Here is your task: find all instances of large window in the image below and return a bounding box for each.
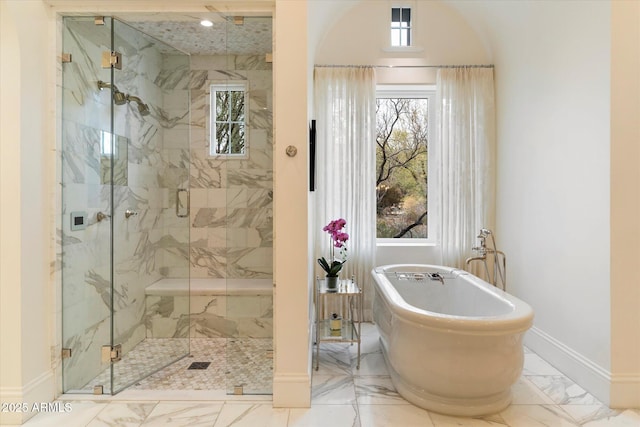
[209,82,248,157]
[376,86,435,240]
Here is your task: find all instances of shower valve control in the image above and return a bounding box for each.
[125,209,139,219]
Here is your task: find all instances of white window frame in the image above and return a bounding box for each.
[209,81,249,158]
[390,6,412,47]
[376,84,437,246]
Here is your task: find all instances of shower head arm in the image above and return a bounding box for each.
[97,80,121,93]
[126,94,144,105]
[125,94,150,116]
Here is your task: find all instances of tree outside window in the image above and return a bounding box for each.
[210,82,247,157]
[376,97,429,238]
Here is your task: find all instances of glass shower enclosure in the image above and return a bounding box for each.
[60,16,191,394]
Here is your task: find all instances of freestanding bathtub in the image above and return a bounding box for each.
[371,264,534,416]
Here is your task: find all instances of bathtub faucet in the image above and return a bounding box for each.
[471,233,487,255]
[465,228,507,291]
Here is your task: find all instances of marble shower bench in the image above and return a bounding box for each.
[144,278,273,339]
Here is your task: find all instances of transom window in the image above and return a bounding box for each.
[376,86,435,241]
[391,7,411,47]
[209,82,248,157]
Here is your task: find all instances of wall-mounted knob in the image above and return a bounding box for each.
[285,145,297,157]
[125,209,138,219]
[96,212,110,222]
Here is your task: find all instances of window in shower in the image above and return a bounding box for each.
[209,82,248,157]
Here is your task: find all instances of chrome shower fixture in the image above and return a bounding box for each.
[97,81,150,116]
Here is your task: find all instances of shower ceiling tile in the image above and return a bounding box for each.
[122,15,272,56]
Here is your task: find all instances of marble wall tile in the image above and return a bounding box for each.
[60,18,192,391]
[165,294,274,339]
[190,55,228,71]
[190,247,227,278]
[146,296,190,338]
[208,70,248,81]
[189,70,209,90]
[154,64,191,90]
[188,53,272,287]
[234,55,273,71]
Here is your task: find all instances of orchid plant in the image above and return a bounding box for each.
[317,218,349,277]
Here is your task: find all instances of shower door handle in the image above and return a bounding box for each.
[176,188,190,218]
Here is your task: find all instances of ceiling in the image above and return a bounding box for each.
[121,14,272,56]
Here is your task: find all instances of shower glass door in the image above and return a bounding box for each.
[61,16,191,394]
[222,15,274,395]
[110,18,191,394]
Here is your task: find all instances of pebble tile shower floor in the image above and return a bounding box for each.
[79,338,273,394]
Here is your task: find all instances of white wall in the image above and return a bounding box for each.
[312,0,490,272]
[0,1,56,424]
[315,0,489,85]
[448,0,618,404]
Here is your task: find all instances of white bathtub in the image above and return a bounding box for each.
[145,278,273,296]
[371,264,534,416]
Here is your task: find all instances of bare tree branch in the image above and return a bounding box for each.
[393,210,427,238]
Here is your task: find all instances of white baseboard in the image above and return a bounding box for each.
[524,326,612,405]
[610,373,640,408]
[272,373,311,408]
[0,369,55,425]
[525,327,640,408]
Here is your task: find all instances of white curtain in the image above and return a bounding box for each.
[436,67,496,273]
[314,66,377,321]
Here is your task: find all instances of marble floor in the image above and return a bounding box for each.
[19,323,640,426]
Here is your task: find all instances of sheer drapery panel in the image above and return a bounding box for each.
[436,67,496,276]
[314,67,377,321]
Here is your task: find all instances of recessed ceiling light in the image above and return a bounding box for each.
[200,20,213,27]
